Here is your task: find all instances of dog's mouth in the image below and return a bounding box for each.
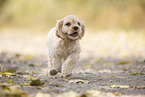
[65,32,78,37]
[70,32,78,37]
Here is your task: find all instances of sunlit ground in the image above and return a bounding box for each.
[0,28,145,60]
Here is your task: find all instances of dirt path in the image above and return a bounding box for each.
[0,52,145,97]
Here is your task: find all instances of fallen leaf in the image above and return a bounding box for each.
[2,72,15,77]
[31,71,37,74]
[8,85,28,96]
[26,76,37,80]
[29,63,42,67]
[98,69,111,73]
[80,93,87,97]
[130,86,145,89]
[30,79,44,86]
[68,79,89,84]
[124,68,130,71]
[0,85,27,97]
[17,56,27,63]
[7,79,12,83]
[16,71,29,75]
[96,59,102,63]
[35,92,51,97]
[87,90,102,97]
[83,63,93,67]
[25,55,35,60]
[56,91,78,97]
[0,84,9,90]
[118,61,128,65]
[112,93,120,96]
[6,68,16,73]
[0,72,3,74]
[140,72,145,75]
[103,62,114,66]
[48,84,63,87]
[86,90,121,97]
[15,53,21,57]
[110,85,130,88]
[132,72,140,75]
[29,64,35,67]
[128,60,134,63]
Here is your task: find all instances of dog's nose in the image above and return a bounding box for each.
[73,26,79,30]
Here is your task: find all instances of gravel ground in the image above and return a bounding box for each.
[0,52,145,97]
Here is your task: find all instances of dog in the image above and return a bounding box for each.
[47,15,85,77]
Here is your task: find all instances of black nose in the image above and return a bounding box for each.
[73,26,78,30]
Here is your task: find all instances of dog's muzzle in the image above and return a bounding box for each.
[66,32,78,37]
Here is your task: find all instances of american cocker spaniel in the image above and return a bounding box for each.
[47,15,85,77]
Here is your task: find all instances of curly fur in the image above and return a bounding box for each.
[47,15,85,77]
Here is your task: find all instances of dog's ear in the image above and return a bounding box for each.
[56,20,63,32]
[79,22,85,39]
[56,19,66,39]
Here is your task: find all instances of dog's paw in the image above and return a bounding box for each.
[49,69,58,76]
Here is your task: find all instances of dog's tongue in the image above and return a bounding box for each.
[71,32,78,37]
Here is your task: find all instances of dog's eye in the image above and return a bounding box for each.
[66,23,71,26]
[77,22,80,26]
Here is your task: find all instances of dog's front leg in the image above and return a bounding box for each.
[61,52,79,77]
[48,55,62,76]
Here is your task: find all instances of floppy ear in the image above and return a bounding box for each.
[56,19,65,39]
[56,20,63,33]
[79,22,85,39]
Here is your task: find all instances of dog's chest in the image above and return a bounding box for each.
[57,40,78,56]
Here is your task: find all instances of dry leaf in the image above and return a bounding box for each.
[29,63,42,67]
[124,68,130,71]
[140,72,145,75]
[130,86,145,89]
[56,91,78,97]
[83,63,93,67]
[25,55,35,60]
[35,92,51,97]
[110,84,130,88]
[86,90,120,97]
[86,90,101,96]
[96,59,102,63]
[26,76,37,80]
[48,84,63,87]
[103,62,114,66]
[8,85,28,96]
[7,79,11,83]
[2,72,15,77]
[30,79,44,86]
[68,79,89,84]
[132,72,140,75]
[118,61,128,65]
[128,60,134,63]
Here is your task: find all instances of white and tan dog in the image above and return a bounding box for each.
[47,15,85,77]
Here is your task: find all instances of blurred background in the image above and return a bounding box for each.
[0,0,145,59]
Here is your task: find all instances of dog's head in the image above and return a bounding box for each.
[56,15,85,41]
